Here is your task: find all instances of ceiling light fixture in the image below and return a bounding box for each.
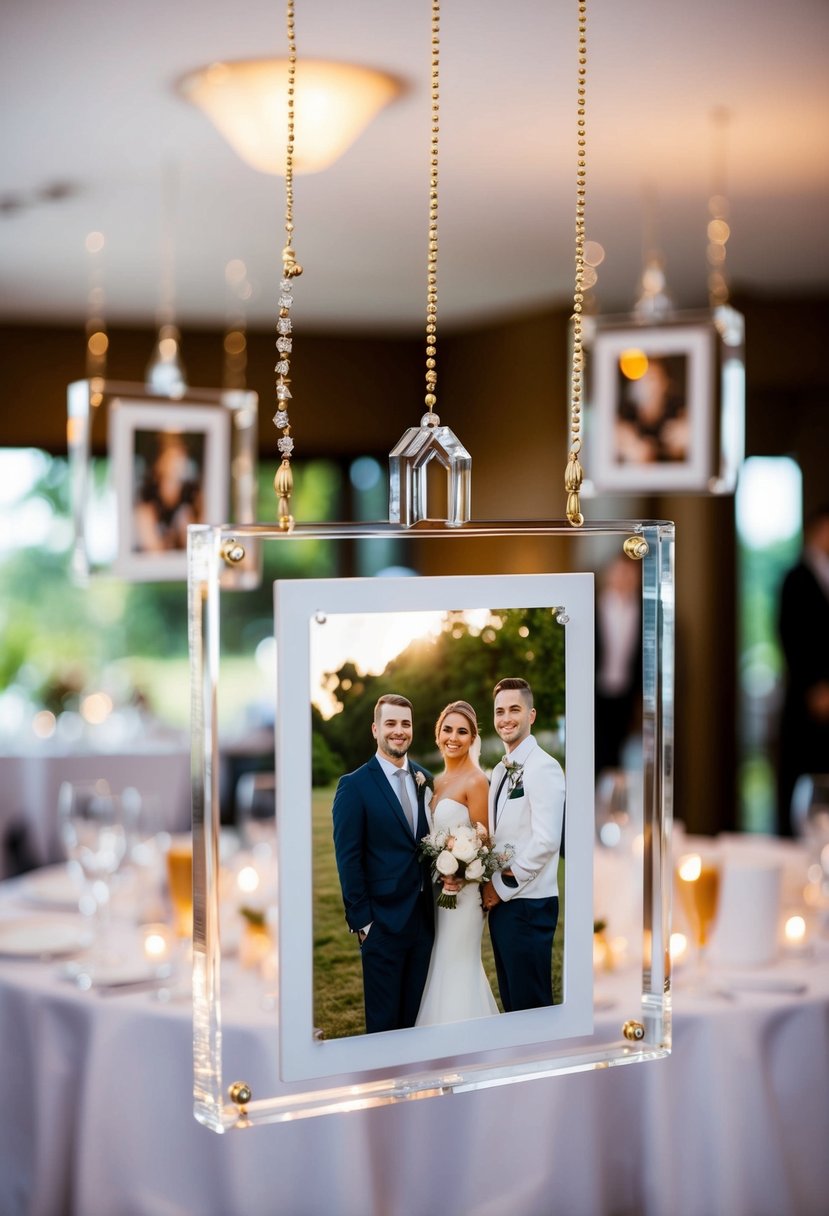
[177,57,403,175]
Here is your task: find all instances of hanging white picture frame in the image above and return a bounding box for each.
[66,379,260,586]
[581,307,745,496]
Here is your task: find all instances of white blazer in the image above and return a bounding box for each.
[488,736,565,901]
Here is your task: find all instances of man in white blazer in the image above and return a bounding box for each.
[482,677,565,1011]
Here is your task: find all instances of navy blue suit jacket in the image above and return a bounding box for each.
[332,756,432,935]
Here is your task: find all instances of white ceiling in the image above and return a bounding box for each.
[1,0,828,332]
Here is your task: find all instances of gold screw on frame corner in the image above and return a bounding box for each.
[229,1081,252,1107]
[221,539,246,565]
[623,536,649,560]
[622,1019,645,1042]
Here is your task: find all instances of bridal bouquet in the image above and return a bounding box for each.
[419,822,514,909]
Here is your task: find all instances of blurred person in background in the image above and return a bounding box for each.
[777,504,829,836]
[595,554,642,775]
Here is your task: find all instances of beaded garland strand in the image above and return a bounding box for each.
[273,0,303,531]
[565,0,588,527]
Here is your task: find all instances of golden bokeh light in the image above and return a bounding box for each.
[707,219,731,244]
[87,331,109,357]
[618,348,649,380]
[677,853,702,883]
[583,240,605,267]
[224,330,247,355]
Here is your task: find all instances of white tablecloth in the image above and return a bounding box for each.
[0,880,827,1216]
[0,744,191,877]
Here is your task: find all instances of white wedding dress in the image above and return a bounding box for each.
[415,798,499,1027]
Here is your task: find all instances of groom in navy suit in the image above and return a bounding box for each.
[332,694,434,1034]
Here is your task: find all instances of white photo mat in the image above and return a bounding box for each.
[274,572,595,1083]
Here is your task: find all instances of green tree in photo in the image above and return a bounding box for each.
[317,607,565,774]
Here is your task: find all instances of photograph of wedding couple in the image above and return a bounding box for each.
[320,668,566,1040]
[590,323,715,493]
[275,573,594,1081]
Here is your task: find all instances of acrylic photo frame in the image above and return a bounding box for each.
[66,379,260,586]
[581,307,745,496]
[189,520,674,1131]
[274,573,595,1080]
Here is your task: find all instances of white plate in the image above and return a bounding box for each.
[0,916,92,958]
[59,957,173,989]
[18,865,82,910]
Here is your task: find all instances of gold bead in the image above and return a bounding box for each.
[274,459,293,496]
[425,393,436,407]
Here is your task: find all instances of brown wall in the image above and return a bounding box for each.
[0,322,423,458]
[1,290,827,835]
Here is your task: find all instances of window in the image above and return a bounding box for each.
[735,456,803,832]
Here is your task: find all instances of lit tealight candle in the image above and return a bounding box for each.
[670,932,689,964]
[237,865,261,895]
[678,853,702,883]
[784,915,807,949]
[142,923,172,963]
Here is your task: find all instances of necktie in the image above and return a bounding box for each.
[395,768,417,836]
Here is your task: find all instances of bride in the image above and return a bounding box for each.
[416,700,499,1026]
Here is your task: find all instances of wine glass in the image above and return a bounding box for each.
[122,787,169,923]
[595,769,636,850]
[59,779,128,981]
[792,774,829,927]
[235,771,277,853]
[676,851,721,985]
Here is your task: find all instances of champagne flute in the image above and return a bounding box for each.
[166,836,193,939]
[59,779,128,980]
[676,851,721,985]
[158,834,193,1001]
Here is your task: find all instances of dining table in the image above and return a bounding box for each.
[0,837,827,1216]
[0,737,192,879]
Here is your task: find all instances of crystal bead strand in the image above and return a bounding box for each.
[274,0,303,531]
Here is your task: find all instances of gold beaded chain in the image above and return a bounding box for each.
[565,0,588,527]
[422,0,440,425]
[273,0,304,531]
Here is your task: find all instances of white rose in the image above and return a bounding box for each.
[465,857,484,881]
[435,850,459,876]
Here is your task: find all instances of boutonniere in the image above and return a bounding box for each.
[414,769,433,805]
[503,758,525,793]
